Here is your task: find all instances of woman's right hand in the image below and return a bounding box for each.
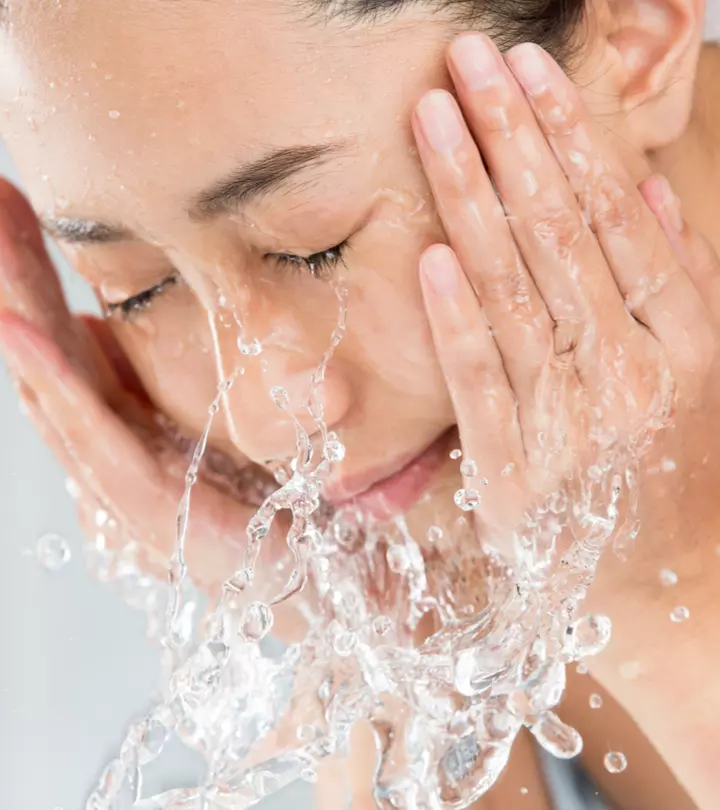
[0,177,273,599]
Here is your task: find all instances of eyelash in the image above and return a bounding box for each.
[272,240,349,280]
[108,241,349,320]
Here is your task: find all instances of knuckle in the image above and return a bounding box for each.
[582,179,642,234]
[479,255,532,310]
[527,207,585,256]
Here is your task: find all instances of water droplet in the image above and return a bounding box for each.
[531,712,583,759]
[296,724,318,743]
[567,614,612,658]
[427,525,443,544]
[454,488,481,511]
[576,663,589,675]
[659,568,678,586]
[502,462,516,476]
[387,545,410,575]
[604,751,627,773]
[65,478,81,500]
[95,509,109,528]
[332,629,357,657]
[324,433,345,462]
[36,533,71,571]
[670,606,690,623]
[270,386,289,410]
[460,459,478,478]
[373,615,392,636]
[239,337,262,356]
[55,196,69,210]
[240,602,273,641]
[108,110,121,119]
[301,768,318,783]
[660,457,677,472]
[449,448,462,460]
[520,787,529,796]
[589,694,603,709]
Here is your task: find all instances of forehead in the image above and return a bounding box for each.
[0,0,437,231]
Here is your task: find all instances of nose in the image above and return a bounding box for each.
[207,284,354,463]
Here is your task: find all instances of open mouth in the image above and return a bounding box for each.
[323,427,455,520]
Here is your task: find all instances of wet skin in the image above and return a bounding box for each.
[1,2,720,808]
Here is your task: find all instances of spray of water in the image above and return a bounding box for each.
[81,280,672,810]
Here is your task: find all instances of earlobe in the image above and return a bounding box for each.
[607,0,705,148]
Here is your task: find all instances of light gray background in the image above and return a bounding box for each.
[0,145,312,810]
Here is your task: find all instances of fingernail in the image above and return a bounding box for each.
[416,91,464,152]
[657,175,684,234]
[509,43,551,95]
[421,246,458,296]
[451,33,502,91]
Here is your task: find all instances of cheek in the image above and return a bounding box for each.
[347,220,447,398]
[112,303,223,438]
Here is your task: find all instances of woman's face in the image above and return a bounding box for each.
[0,1,650,538]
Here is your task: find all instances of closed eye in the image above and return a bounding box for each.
[271,240,349,280]
[106,275,179,320]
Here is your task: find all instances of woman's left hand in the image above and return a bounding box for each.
[413,32,720,806]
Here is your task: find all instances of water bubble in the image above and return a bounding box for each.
[239,337,263,356]
[324,434,346,462]
[589,694,603,710]
[65,478,81,500]
[332,629,357,657]
[387,545,410,574]
[567,614,612,658]
[301,768,318,783]
[576,663,589,675]
[240,603,273,641]
[659,568,678,587]
[670,606,690,623]
[427,525,443,544]
[373,615,392,637]
[460,459,478,478]
[296,724,318,743]
[270,387,290,410]
[454,488,481,511]
[531,712,583,759]
[36,533,72,571]
[108,110,121,119]
[449,448,462,460]
[604,751,627,774]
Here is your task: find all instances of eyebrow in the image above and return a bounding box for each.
[41,141,349,245]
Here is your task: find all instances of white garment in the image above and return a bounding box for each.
[706,0,720,41]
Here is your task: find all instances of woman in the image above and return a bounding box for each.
[0,0,719,808]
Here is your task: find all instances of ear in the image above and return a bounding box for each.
[582,0,705,151]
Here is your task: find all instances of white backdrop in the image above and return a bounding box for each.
[0,145,313,810]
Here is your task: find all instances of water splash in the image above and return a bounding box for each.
[82,279,673,810]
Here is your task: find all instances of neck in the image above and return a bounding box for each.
[650,44,720,255]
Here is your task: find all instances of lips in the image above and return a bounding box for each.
[323,427,454,520]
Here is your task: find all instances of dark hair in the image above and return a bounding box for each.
[310,1,588,67]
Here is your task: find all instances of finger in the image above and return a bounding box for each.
[0,179,90,366]
[639,174,720,325]
[506,44,712,365]
[446,33,633,367]
[419,244,528,532]
[0,311,247,590]
[412,89,553,402]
